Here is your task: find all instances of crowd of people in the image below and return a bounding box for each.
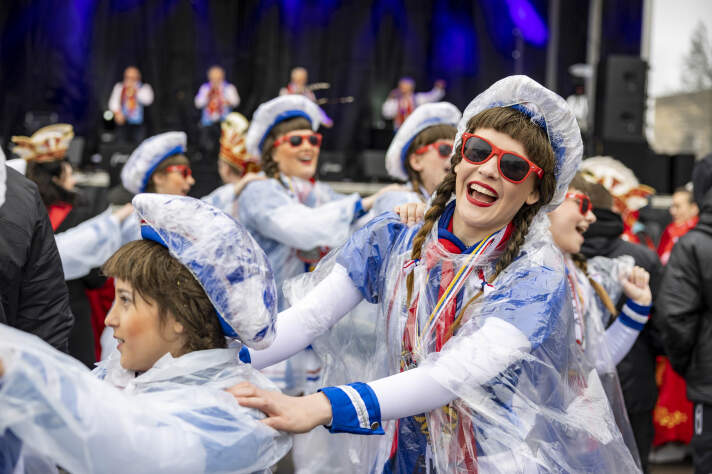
[0,72,710,474]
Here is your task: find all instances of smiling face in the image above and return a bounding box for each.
[452,128,540,246]
[151,155,195,196]
[408,139,453,196]
[272,128,320,180]
[104,278,185,372]
[548,187,597,254]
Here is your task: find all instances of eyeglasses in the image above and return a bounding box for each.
[274,132,322,148]
[414,141,453,158]
[566,191,593,215]
[460,133,544,184]
[164,165,192,179]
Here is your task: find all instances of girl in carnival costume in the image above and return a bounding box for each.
[231,75,641,472]
[370,102,461,215]
[548,172,653,465]
[237,95,399,393]
[0,194,290,473]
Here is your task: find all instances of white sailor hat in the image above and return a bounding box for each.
[385,102,461,181]
[458,75,583,211]
[245,95,323,157]
[133,193,277,349]
[121,132,187,194]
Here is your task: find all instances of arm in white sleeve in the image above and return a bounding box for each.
[248,264,363,369]
[54,209,123,280]
[319,317,532,434]
[194,84,209,109]
[599,299,649,368]
[137,83,154,106]
[224,84,240,107]
[108,83,122,112]
[381,97,398,119]
[239,181,360,251]
[415,86,445,106]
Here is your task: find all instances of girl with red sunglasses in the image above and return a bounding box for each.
[548,173,653,463]
[370,102,461,217]
[230,77,641,472]
[236,96,398,398]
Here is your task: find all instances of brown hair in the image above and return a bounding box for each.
[27,159,77,207]
[102,239,226,352]
[144,154,190,193]
[403,124,457,191]
[406,107,557,303]
[568,172,619,317]
[260,117,313,179]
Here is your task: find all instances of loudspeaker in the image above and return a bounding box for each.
[596,56,647,143]
[670,153,695,190]
[359,149,390,181]
[318,150,347,180]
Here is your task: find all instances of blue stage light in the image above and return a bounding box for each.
[505,0,548,46]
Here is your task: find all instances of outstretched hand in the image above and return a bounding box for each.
[227,382,332,433]
[620,265,652,306]
[394,202,426,226]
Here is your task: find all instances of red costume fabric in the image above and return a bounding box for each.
[652,216,698,446]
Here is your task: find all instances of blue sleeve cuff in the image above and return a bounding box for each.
[618,299,651,331]
[318,382,384,435]
[238,346,251,364]
[352,200,367,221]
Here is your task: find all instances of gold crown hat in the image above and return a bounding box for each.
[220,112,260,175]
[11,124,74,163]
[580,156,655,213]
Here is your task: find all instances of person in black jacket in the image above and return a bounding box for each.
[581,181,663,473]
[659,153,712,473]
[13,124,104,367]
[0,151,74,352]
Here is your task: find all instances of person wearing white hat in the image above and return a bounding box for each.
[230,76,642,472]
[238,95,398,396]
[370,102,461,216]
[0,194,291,473]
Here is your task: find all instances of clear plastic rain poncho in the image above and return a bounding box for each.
[564,253,641,463]
[278,76,641,473]
[0,194,290,473]
[0,146,6,208]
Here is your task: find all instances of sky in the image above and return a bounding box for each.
[648,0,712,97]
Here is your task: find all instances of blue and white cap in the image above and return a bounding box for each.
[132,193,277,349]
[385,102,461,181]
[0,146,6,208]
[245,95,323,157]
[457,75,582,212]
[121,132,187,194]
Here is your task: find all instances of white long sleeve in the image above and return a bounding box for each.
[600,317,640,369]
[369,317,531,420]
[194,84,210,109]
[137,83,154,106]
[224,84,240,107]
[249,264,363,369]
[108,83,122,112]
[381,97,398,119]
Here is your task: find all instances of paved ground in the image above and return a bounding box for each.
[650,461,694,474]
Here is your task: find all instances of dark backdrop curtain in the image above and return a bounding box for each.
[0,0,594,180]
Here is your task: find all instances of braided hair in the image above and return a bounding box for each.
[260,117,313,181]
[406,107,557,302]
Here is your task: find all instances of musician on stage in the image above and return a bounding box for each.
[382,77,446,130]
[108,66,154,145]
[280,67,333,128]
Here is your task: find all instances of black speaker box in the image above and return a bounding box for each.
[359,149,390,181]
[596,55,648,143]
